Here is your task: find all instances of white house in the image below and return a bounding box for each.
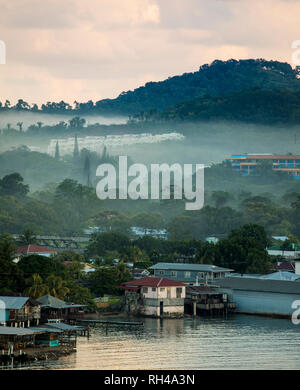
[118,277,186,318]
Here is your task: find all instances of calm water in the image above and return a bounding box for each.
[22,315,300,370]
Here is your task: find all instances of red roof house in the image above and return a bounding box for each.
[16,245,57,257]
[118,277,186,318]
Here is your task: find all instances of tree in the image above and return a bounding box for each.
[115,261,132,284]
[24,273,49,299]
[17,122,23,132]
[66,280,97,311]
[73,134,79,160]
[55,141,60,160]
[89,266,118,297]
[228,224,270,250]
[280,239,293,256]
[211,191,232,208]
[69,117,86,129]
[18,255,68,281]
[83,155,91,186]
[0,234,25,293]
[0,173,29,197]
[45,274,70,299]
[19,229,37,245]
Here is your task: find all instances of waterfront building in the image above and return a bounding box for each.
[185,285,236,316]
[149,263,233,285]
[225,153,300,179]
[217,276,300,317]
[36,295,87,323]
[118,277,186,318]
[0,296,41,327]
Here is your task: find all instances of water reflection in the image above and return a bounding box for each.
[19,314,300,370]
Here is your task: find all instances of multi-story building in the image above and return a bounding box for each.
[0,296,41,327]
[150,263,233,285]
[226,154,300,179]
[118,277,186,318]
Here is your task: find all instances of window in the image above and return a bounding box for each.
[171,271,177,277]
[185,271,191,278]
[159,270,164,275]
[176,288,183,298]
[142,287,148,293]
[160,288,165,292]
[152,288,156,292]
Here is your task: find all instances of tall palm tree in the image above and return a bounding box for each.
[46,274,70,299]
[25,274,49,299]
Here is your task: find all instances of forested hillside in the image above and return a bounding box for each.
[137,88,300,125]
[1,59,300,116]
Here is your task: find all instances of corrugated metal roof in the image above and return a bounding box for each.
[217,277,300,294]
[16,245,57,255]
[0,296,29,310]
[0,327,62,336]
[119,277,186,288]
[150,263,233,272]
[37,295,86,309]
[44,322,85,331]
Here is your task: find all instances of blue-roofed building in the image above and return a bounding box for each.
[225,153,300,179]
[149,263,233,285]
[0,296,41,327]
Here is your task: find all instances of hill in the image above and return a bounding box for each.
[136,88,300,125]
[94,59,300,115]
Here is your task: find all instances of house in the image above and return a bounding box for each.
[217,276,300,317]
[13,244,57,263]
[267,244,300,259]
[225,153,300,179]
[185,285,236,316]
[130,227,168,240]
[0,296,41,327]
[131,268,150,279]
[272,260,295,273]
[36,295,87,323]
[118,277,186,318]
[149,263,233,284]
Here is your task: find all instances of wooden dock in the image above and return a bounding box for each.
[76,319,143,326]
[75,319,144,335]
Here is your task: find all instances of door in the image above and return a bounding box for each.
[160,301,164,316]
[167,288,171,299]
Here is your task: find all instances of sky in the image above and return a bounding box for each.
[0,0,300,106]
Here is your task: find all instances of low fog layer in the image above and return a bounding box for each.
[47,133,185,156]
[0,111,128,130]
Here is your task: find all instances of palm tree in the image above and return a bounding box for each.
[19,229,37,245]
[116,261,131,284]
[25,274,49,299]
[17,122,23,132]
[46,274,70,299]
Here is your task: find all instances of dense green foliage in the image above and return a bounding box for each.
[139,88,300,125]
[1,59,299,116]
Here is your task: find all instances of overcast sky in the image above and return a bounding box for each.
[0,0,299,105]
